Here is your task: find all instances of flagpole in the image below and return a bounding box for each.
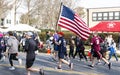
[55,2,63,32]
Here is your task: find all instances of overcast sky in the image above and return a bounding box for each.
[17,0,120,14]
[76,0,120,8]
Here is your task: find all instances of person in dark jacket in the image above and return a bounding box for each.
[118,33,120,50]
[0,33,5,61]
[78,37,87,61]
[25,32,44,75]
[69,36,75,58]
[73,36,83,60]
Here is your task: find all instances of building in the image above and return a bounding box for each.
[0,8,20,28]
[85,7,120,28]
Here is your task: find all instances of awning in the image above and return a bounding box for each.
[90,21,120,32]
[6,24,41,32]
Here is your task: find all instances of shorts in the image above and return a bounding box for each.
[93,51,102,59]
[26,53,35,68]
[54,44,58,51]
[58,52,65,59]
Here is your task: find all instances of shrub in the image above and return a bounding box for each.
[38,31,120,46]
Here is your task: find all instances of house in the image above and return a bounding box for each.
[0,8,20,28]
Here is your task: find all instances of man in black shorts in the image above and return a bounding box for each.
[89,32,111,70]
[25,32,44,75]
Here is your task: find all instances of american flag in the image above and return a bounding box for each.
[58,5,91,40]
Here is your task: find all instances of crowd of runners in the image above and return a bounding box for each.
[0,31,120,75]
[46,31,119,70]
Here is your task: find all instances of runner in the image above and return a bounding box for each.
[55,32,73,70]
[25,32,44,75]
[52,31,59,61]
[6,31,22,70]
[88,32,111,70]
[108,40,118,61]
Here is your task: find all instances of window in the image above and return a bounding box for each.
[92,13,97,21]
[114,12,120,20]
[98,13,102,20]
[92,11,120,21]
[6,19,11,24]
[93,13,97,17]
[103,12,108,20]
[109,12,114,20]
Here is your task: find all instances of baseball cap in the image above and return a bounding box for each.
[26,32,33,36]
[58,32,64,36]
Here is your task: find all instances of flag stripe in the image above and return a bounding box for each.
[75,14,88,28]
[58,17,89,39]
[74,14,90,32]
[58,23,88,40]
[74,18,90,34]
[74,19,90,35]
[60,16,90,37]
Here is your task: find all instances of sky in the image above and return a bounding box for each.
[76,0,120,8]
[17,0,120,15]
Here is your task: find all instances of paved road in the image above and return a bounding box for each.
[0,52,120,75]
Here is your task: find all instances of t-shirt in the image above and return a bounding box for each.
[91,36,103,51]
[58,37,66,53]
[53,33,59,41]
[25,38,37,53]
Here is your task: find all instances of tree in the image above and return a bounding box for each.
[20,0,84,30]
[22,0,39,25]
[20,13,28,24]
[13,0,22,25]
[33,0,75,29]
[74,7,85,18]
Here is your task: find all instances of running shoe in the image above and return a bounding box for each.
[88,65,94,69]
[108,62,112,70]
[69,63,73,70]
[39,68,44,75]
[57,66,62,69]
[9,66,15,70]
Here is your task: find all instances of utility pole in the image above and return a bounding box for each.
[55,1,63,32]
[14,0,17,25]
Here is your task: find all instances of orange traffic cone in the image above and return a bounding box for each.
[47,48,51,54]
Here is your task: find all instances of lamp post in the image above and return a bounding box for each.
[87,9,89,27]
